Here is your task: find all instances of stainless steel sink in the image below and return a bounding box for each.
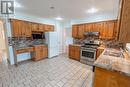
[103,50,124,58]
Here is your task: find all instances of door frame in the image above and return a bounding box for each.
[0,17,10,64]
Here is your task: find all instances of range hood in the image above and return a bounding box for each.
[84,32,99,37]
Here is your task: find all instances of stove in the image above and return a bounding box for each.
[80,32,100,66]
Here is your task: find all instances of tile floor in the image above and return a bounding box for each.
[0,54,93,87]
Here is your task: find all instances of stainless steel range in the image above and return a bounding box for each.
[80,32,100,66]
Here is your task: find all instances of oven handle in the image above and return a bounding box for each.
[81,49,96,52]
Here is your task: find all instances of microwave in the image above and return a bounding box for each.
[32,33,45,39]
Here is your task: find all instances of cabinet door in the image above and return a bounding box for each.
[74,46,80,61]
[22,21,31,37]
[38,24,45,32]
[25,22,32,37]
[119,0,130,43]
[34,46,41,59]
[31,23,39,31]
[93,23,100,32]
[99,22,105,39]
[94,68,130,87]
[41,46,48,58]
[84,24,90,32]
[44,25,54,32]
[78,25,84,39]
[69,45,80,61]
[11,19,20,37]
[69,45,75,58]
[94,68,110,87]
[104,21,115,39]
[72,25,78,38]
[88,23,94,32]
[113,21,118,40]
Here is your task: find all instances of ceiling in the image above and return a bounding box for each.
[15,0,119,20]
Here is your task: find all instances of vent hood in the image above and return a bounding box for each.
[84,32,99,37]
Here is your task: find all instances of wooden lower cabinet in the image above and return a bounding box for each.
[94,67,130,87]
[32,45,48,61]
[69,44,80,61]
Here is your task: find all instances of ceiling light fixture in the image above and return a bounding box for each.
[55,17,63,21]
[87,8,98,13]
[14,2,22,8]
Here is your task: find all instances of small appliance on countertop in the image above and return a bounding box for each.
[80,32,100,66]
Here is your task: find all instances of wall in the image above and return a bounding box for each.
[5,12,63,65]
[71,13,118,24]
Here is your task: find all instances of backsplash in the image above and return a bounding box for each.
[100,40,123,48]
[8,37,46,48]
[73,38,123,48]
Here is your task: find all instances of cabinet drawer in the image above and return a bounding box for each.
[16,47,34,54]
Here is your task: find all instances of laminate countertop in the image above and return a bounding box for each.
[94,48,130,77]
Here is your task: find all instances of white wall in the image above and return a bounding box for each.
[71,13,118,24]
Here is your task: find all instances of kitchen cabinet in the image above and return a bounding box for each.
[11,19,55,37]
[11,19,32,37]
[24,21,32,37]
[100,21,115,39]
[69,44,80,61]
[73,20,117,40]
[32,45,48,61]
[44,24,54,32]
[118,0,130,43]
[38,24,45,32]
[72,25,84,39]
[11,19,21,37]
[72,25,78,38]
[94,67,130,87]
[31,23,39,31]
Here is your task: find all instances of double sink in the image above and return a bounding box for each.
[103,49,124,58]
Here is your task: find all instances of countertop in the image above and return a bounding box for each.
[14,44,47,50]
[94,48,130,77]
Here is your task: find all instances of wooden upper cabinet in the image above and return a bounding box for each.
[24,22,32,37]
[78,25,84,39]
[99,21,117,39]
[93,23,100,32]
[38,24,45,32]
[118,0,130,43]
[31,23,39,31]
[11,19,28,37]
[72,25,84,39]
[104,21,115,39]
[44,24,54,32]
[11,19,20,37]
[72,25,78,38]
[84,24,90,32]
[11,19,55,37]
[72,20,117,40]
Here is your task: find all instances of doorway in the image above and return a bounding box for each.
[0,20,8,64]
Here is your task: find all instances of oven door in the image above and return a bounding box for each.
[80,48,96,62]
